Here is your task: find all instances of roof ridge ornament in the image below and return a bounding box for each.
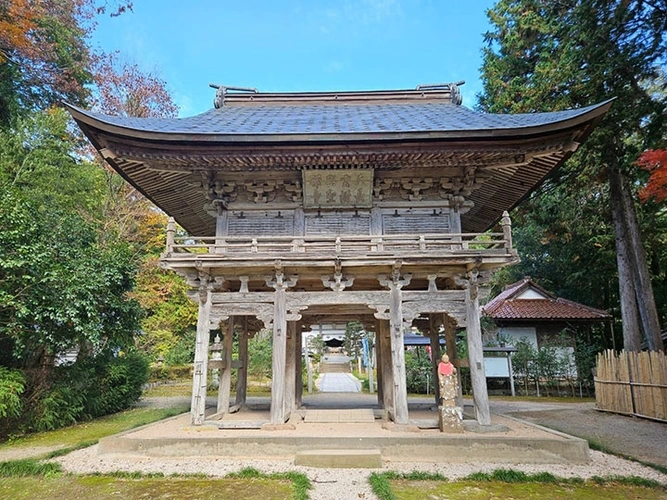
[210,84,259,109]
[210,81,466,107]
[416,81,465,105]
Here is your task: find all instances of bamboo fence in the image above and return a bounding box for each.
[594,349,667,422]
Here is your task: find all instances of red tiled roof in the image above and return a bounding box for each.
[483,277,611,321]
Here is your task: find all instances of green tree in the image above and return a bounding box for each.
[343,321,365,363]
[0,109,144,435]
[0,110,141,363]
[0,1,170,436]
[248,330,273,379]
[480,0,667,350]
[404,348,432,394]
[85,49,190,363]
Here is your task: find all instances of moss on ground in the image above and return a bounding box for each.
[0,476,294,500]
[0,405,188,454]
[389,480,667,500]
[370,470,666,500]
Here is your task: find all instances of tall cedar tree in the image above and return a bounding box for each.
[480,0,666,351]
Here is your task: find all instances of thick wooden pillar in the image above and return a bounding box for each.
[284,321,297,417]
[377,319,393,414]
[428,314,441,405]
[217,317,234,415]
[444,314,463,408]
[268,272,296,425]
[234,317,249,407]
[444,314,457,360]
[380,270,411,424]
[191,279,212,425]
[389,281,409,424]
[295,324,303,408]
[375,328,383,406]
[465,270,491,425]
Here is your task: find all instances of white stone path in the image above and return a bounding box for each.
[316,373,362,392]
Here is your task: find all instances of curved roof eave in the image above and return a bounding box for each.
[65,100,613,146]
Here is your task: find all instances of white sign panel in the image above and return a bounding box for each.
[484,357,510,378]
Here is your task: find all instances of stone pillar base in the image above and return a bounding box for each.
[438,405,464,433]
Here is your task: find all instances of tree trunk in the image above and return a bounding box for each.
[615,168,664,351]
[608,166,642,351]
[608,165,664,351]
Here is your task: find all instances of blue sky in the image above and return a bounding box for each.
[91,0,496,117]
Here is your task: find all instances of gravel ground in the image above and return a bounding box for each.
[55,446,667,500]
[489,400,667,468]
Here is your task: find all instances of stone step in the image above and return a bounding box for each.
[304,409,375,423]
[295,449,382,468]
[319,363,350,373]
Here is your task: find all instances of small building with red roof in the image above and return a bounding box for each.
[483,277,611,350]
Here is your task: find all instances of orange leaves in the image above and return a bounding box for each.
[0,0,135,120]
[0,0,40,62]
[637,149,667,203]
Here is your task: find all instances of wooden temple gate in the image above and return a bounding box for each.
[68,83,611,428]
[164,217,517,426]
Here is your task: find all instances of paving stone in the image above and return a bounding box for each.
[295,449,382,468]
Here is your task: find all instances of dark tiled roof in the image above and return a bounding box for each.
[483,277,611,321]
[74,101,607,137]
[66,89,612,236]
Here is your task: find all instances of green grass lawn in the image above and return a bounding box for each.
[143,382,192,397]
[370,470,667,500]
[0,405,189,457]
[0,475,295,500]
[143,381,273,398]
[0,467,310,500]
[389,480,667,499]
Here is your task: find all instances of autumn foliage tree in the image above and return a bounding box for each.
[0,0,133,125]
[0,1,188,436]
[638,149,667,203]
[89,52,179,247]
[93,52,178,118]
[88,52,197,364]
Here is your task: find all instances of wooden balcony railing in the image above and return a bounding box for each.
[163,212,513,259]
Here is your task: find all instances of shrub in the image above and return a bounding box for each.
[404,348,432,394]
[0,367,25,419]
[89,351,149,415]
[21,351,149,432]
[29,383,84,432]
[149,364,191,382]
[248,330,272,379]
[164,329,196,366]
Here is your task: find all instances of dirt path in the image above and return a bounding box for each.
[0,445,66,462]
[490,400,667,468]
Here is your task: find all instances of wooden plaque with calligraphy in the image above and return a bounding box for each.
[302,169,373,209]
